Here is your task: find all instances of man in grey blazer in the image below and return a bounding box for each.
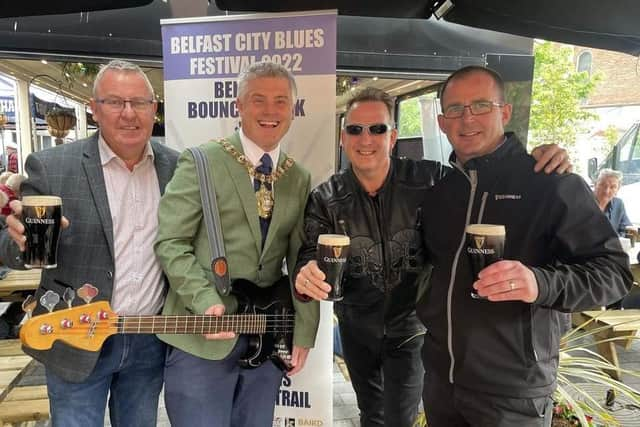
[0,60,178,427]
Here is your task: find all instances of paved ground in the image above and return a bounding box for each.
[15,336,640,426]
[18,355,361,427]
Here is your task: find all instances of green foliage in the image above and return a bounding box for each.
[602,125,620,151]
[529,41,600,149]
[555,318,640,427]
[415,316,640,426]
[61,62,100,87]
[398,97,423,137]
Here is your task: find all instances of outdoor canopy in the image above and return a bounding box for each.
[215,0,640,56]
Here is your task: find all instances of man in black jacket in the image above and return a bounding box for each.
[294,87,571,427]
[418,65,632,427]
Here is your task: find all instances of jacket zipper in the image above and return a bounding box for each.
[446,165,478,383]
[369,194,389,337]
[477,192,489,223]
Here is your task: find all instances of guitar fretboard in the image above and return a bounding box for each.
[116,314,294,334]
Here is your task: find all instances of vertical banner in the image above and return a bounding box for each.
[161,10,337,427]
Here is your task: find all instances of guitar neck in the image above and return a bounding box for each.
[116,314,286,335]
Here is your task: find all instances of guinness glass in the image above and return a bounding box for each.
[317,234,350,301]
[22,195,63,269]
[465,224,505,299]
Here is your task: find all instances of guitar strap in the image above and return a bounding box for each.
[187,147,231,296]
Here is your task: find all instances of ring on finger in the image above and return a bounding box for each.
[509,281,516,291]
[304,278,310,287]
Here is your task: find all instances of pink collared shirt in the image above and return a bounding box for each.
[98,135,165,315]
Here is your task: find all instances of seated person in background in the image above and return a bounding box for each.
[594,168,631,235]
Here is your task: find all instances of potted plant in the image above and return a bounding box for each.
[414,314,640,427]
[553,316,640,426]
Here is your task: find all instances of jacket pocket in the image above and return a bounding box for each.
[522,306,538,367]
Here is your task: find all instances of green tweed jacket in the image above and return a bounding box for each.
[154,133,319,360]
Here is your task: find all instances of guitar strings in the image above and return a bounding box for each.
[30,314,296,335]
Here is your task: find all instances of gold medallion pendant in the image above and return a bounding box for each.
[217,139,295,220]
[256,183,274,219]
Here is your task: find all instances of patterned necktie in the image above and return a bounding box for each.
[254,153,273,247]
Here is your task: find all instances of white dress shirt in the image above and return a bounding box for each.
[98,135,165,315]
[239,129,281,172]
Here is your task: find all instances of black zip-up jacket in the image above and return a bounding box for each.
[418,134,632,398]
[296,157,445,337]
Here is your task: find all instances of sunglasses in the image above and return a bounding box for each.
[344,123,392,136]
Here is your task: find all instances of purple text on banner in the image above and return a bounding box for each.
[162,14,336,80]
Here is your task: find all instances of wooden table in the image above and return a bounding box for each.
[572,309,640,381]
[632,263,640,284]
[0,270,41,301]
[0,340,49,426]
[0,340,32,401]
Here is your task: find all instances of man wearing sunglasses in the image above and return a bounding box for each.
[418,66,631,426]
[294,85,571,427]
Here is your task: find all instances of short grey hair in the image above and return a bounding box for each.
[93,60,154,98]
[597,168,623,184]
[237,62,297,100]
[346,87,395,122]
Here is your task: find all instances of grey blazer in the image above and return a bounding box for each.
[0,133,178,382]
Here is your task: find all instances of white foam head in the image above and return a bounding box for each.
[22,195,62,206]
[318,234,350,246]
[465,224,505,236]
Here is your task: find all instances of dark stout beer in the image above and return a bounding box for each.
[22,195,62,269]
[465,224,505,299]
[317,234,350,301]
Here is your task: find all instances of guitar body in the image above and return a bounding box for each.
[231,276,294,371]
[19,278,296,372]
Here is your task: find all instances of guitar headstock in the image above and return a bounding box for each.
[20,301,118,352]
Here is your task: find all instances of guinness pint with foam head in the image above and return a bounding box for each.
[317,234,350,301]
[22,195,63,269]
[465,224,505,299]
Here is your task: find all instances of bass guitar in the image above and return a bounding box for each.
[20,277,295,371]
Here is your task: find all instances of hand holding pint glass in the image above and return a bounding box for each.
[465,224,505,299]
[21,195,63,269]
[316,234,350,301]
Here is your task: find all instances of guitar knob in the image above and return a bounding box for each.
[98,310,109,320]
[39,324,53,335]
[79,314,92,323]
[60,319,74,328]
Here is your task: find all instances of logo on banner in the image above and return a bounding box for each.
[285,419,296,427]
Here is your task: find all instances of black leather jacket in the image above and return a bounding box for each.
[295,157,445,337]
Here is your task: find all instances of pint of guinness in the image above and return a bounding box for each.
[317,234,350,301]
[22,195,63,269]
[465,224,505,299]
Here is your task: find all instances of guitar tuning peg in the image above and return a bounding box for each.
[40,290,60,313]
[77,283,98,304]
[62,288,76,308]
[21,295,37,319]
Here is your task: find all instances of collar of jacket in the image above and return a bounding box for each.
[346,156,396,196]
[448,132,527,172]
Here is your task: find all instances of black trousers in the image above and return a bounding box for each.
[422,370,554,427]
[336,305,424,427]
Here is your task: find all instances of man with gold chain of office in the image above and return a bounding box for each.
[154,61,319,427]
